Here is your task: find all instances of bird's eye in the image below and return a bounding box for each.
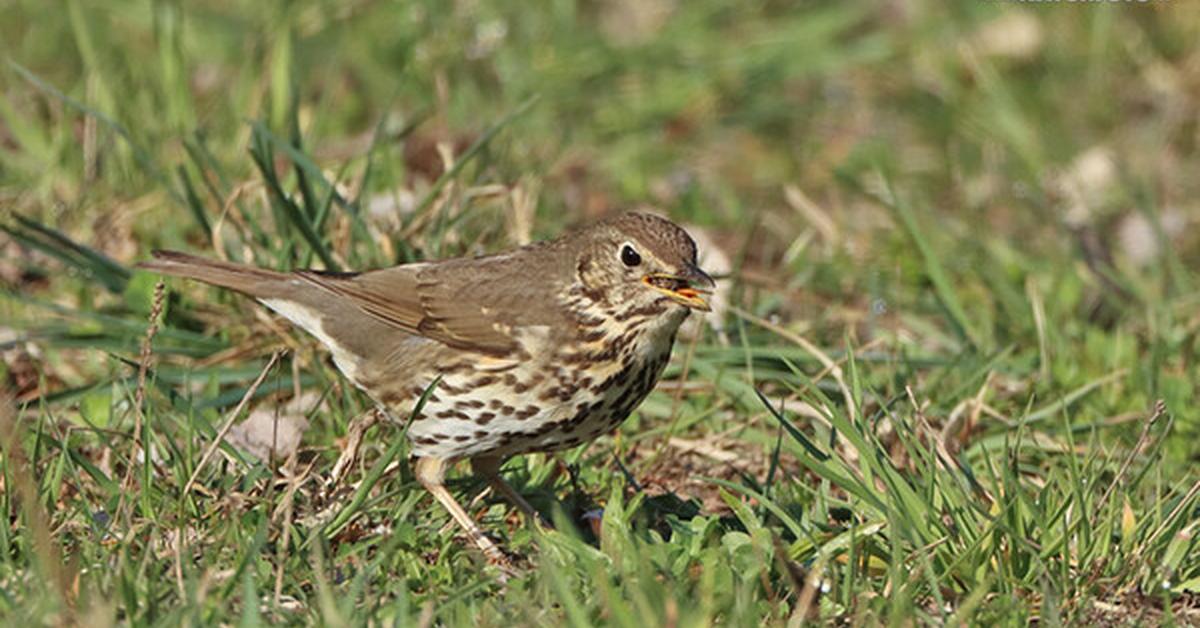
[620,244,642,267]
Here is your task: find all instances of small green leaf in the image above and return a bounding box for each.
[79,388,112,428]
[1174,575,1200,594]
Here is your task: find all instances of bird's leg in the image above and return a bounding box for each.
[412,457,511,568]
[470,455,551,529]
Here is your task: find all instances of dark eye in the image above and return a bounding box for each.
[620,244,641,267]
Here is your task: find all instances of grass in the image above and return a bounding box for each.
[2,0,1200,624]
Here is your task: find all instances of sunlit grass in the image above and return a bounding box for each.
[2,0,1199,624]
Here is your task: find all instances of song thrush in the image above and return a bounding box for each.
[140,212,714,564]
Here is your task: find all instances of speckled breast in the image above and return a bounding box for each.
[403,307,686,461]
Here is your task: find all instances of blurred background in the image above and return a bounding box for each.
[2,0,1199,623]
[4,0,1198,444]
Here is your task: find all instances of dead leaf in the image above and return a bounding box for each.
[225,392,319,462]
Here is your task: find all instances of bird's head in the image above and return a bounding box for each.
[573,212,715,313]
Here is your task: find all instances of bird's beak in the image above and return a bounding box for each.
[643,264,716,311]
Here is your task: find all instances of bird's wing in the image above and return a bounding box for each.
[296,255,555,356]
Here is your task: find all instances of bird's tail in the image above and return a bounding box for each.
[137,250,292,299]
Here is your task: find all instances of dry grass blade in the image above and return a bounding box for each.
[117,280,167,524]
[732,305,858,421]
[1094,400,1166,521]
[328,408,383,487]
[182,351,284,496]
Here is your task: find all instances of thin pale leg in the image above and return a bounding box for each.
[413,457,511,567]
[471,455,551,528]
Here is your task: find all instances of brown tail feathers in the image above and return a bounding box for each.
[137,250,291,299]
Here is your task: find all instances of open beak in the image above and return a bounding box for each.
[643,264,716,311]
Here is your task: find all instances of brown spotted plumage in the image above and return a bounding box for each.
[139,212,714,566]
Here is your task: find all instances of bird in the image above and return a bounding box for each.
[139,212,714,565]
